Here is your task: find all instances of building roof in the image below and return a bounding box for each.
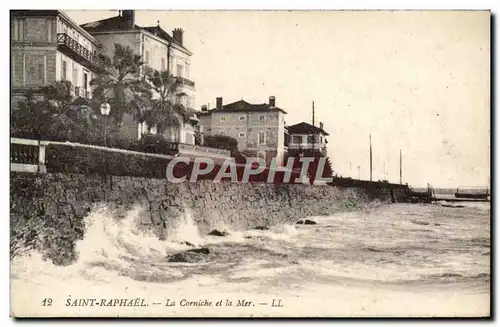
[201,100,287,115]
[80,15,142,32]
[286,122,329,136]
[80,15,191,54]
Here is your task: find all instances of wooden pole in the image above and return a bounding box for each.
[312,101,316,154]
[369,134,372,182]
[312,101,315,127]
[399,149,402,184]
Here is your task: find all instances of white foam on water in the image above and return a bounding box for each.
[165,208,204,246]
[10,202,490,317]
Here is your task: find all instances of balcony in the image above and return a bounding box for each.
[57,33,104,72]
[176,76,195,89]
[287,142,326,150]
[287,142,327,156]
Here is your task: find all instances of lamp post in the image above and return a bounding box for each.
[100,103,111,147]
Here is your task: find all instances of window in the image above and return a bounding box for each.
[145,50,150,64]
[61,60,67,80]
[176,64,183,77]
[259,114,265,124]
[13,19,24,41]
[307,135,318,144]
[72,65,78,87]
[185,63,190,78]
[238,115,246,121]
[161,58,166,71]
[320,135,323,143]
[82,72,89,97]
[258,131,266,145]
[238,132,246,138]
[83,72,89,90]
[219,131,226,136]
[292,135,302,144]
[219,116,227,122]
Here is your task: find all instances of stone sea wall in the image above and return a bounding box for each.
[10,173,407,264]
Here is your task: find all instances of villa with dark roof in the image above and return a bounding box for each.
[286,122,329,156]
[198,96,287,165]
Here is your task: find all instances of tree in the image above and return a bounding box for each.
[11,81,100,143]
[203,135,239,155]
[142,69,190,134]
[90,43,152,125]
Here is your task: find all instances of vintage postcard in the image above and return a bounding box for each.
[9,9,490,318]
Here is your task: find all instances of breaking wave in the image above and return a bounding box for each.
[10,202,490,317]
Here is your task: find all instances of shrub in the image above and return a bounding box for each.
[138,133,178,155]
[203,135,238,155]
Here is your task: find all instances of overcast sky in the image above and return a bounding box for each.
[67,10,490,188]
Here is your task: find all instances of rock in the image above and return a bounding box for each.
[208,229,229,236]
[187,247,210,255]
[180,241,195,247]
[296,219,317,225]
[167,248,210,263]
[253,226,269,230]
[411,220,430,226]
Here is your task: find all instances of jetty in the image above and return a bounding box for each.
[405,185,490,203]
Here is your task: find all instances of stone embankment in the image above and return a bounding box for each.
[10,173,408,265]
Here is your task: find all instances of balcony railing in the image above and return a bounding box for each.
[176,76,195,88]
[287,143,327,150]
[74,86,91,99]
[57,33,104,71]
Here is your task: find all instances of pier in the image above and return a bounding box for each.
[405,185,490,203]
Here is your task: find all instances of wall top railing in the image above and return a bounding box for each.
[178,143,231,158]
[11,138,232,174]
[10,138,178,174]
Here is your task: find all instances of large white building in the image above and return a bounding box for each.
[81,10,198,144]
[11,10,100,102]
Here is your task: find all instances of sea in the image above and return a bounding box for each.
[10,201,490,317]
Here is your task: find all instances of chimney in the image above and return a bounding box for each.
[216,97,223,110]
[122,10,135,29]
[319,122,324,130]
[269,96,275,108]
[172,28,184,46]
[201,105,208,112]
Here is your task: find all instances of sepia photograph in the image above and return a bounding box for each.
[9,8,491,318]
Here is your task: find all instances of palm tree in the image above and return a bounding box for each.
[90,43,152,125]
[142,69,191,136]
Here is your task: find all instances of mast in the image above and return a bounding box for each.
[369,134,373,182]
[312,101,316,155]
[312,101,315,127]
[399,149,402,184]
